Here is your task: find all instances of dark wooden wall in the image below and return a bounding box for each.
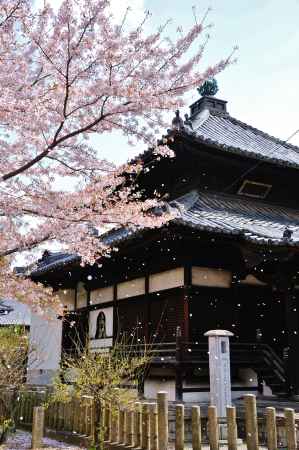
[116,288,185,343]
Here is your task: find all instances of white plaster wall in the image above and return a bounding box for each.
[117,277,145,300]
[182,387,258,403]
[90,286,114,305]
[192,267,231,288]
[57,289,75,311]
[183,391,210,402]
[143,379,259,403]
[232,389,258,399]
[76,282,87,308]
[27,312,62,385]
[149,268,184,293]
[144,379,176,401]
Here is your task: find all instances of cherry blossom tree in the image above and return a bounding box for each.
[0,0,232,312]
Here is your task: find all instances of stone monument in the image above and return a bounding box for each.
[204,329,234,440]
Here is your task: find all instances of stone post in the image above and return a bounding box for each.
[31,406,45,449]
[157,392,168,450]
[204,329,233,440]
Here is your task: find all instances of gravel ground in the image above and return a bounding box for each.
[2,430,86,449]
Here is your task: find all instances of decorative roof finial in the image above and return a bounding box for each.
[283,227,293,240]
[198,78,219,97]
[172,109,184,130]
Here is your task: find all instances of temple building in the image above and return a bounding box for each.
[27,88,299,401]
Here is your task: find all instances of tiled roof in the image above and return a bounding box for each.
[184,109,299,169]
[30,251,80,277]
[30,191,299,276]
[172,191,299,246]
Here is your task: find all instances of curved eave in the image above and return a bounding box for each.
[181,130,299,171]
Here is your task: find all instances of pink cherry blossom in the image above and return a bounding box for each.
[0,0,231,311]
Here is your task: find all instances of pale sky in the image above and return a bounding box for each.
[35,0,299,164]
[17,0,299,264]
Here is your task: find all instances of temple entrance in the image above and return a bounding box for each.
[189,287,234,340]
[189,285,286,354]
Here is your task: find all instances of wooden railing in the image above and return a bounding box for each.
[103,393,299,450]
[120,341,286,393]
[0,388,94,438]
[1,388,299,448]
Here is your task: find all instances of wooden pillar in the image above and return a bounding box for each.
[208,406,219,450]
[118,407,125,444]
[191,406,201,450]
[175,404,184,450]
[157,392,168,450]
[149,403,158,450]
[265,407,277,450]
[145,274,150,343]
[175,326,183,401]
[227,406,238,450]
[113,284,118,343]
[284,283,299,397]
[284,408,297,450]
[134,402,142,448]
[31,406,45,449]
[142,403,150,450]
[244,395,259,450]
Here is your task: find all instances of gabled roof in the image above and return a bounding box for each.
[30,251,80,277]
[31,191,299,277]
[99,191,299,247]
[183,108,299,169]
[173,190,299,246]
[29,97,299,277]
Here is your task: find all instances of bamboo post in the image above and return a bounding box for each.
[89,397,95,439]
[52,402,58,430]
[150,403,158,450]
[226,406,238,450]
[25,394,31,424]
[111,405,119,443]
[191,406,202,450]
[119,407,125,444]
[142,403,150,450]
[157,392,168,450]
[31,406,45,449]
[104,402,110,441]
[57,402,64,430]
[70,398,76,433]
[284,408,297,450]
[72,398,78,432]
[208,406,219,450]
[100,400,105,433]
[134,402,142,448]
[266,407,277,450]
[80,401,88,435]
[175,404,184,450]
[46,401,53,429]
[244,395,259,450]
[86,397,93,437]
[127,408,134,447]
[18,393,25,426]
[63,401,70,432]
[124,408,130,446]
